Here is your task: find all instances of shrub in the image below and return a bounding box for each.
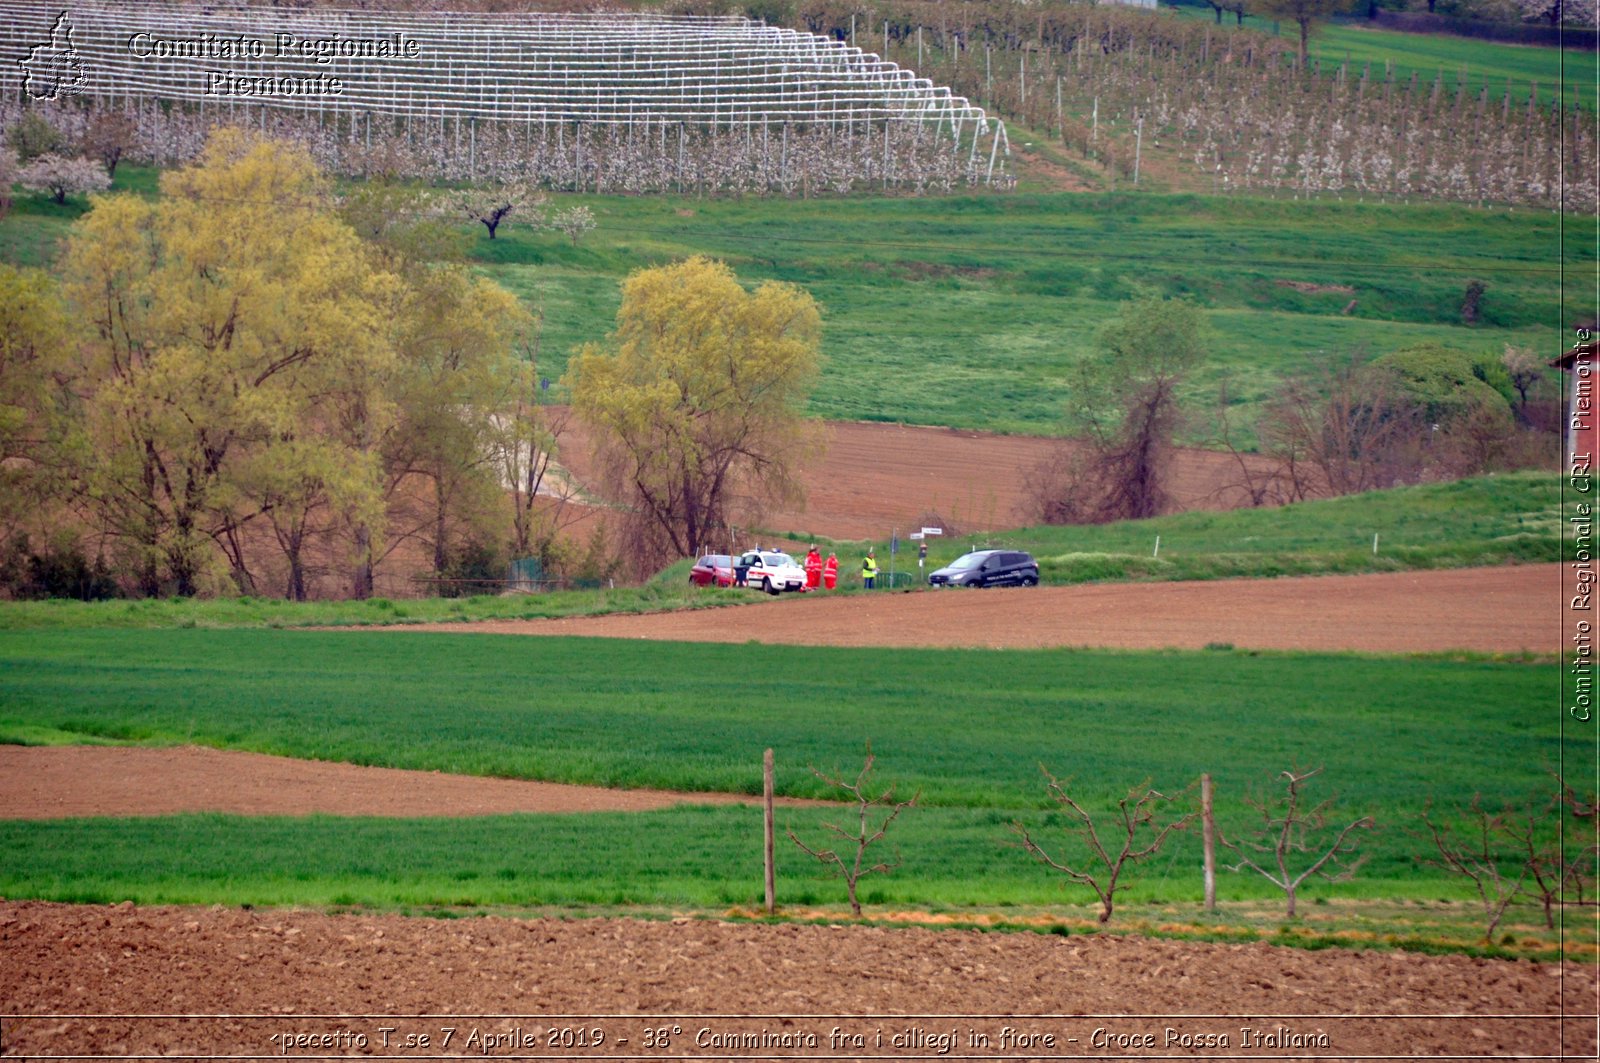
[0,534,120,601]
[5,114,65,163]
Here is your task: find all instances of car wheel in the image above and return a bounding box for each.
[763,577,779,596]
[1021,575,1038,586]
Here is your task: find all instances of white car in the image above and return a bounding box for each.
[737,550,807,595]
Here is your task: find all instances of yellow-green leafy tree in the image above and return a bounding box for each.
[565,256,821,573]
[384,264,532,581]
[343,179,537,591]
[0,264,70,537]
[61,128,400,596]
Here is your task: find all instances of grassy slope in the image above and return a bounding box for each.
[1171,5,1600,105]
[834,472,1561,581]
[2,168,1584,437]
[481,192,1577,436]
[1311,20,1600,104]
[0,629,1570,911]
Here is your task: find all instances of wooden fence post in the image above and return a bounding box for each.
[1201,772,1216,912]
[764,748,776,914]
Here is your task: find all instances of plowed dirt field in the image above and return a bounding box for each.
[2,901,1594,1060]
[396,565,1559,655]
[555,418,1275,540]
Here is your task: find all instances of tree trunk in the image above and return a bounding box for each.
[219,523,256,596]
[1285,884,1298,918]
[169,515,198,597]
[137,556,161,598]
[350,526,374,599]
[285,525,307,601]
[433,478,449,576]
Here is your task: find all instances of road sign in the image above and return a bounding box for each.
[908,532,924,540]
[921,527,943,536]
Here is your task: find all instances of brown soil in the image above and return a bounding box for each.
[1,901,1593,1060]
[394,565,1558,655]
[0,746,813,820]
[555,418,1276,542]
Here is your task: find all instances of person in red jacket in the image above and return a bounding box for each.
[822,552,839,590]
[804,544,823,591]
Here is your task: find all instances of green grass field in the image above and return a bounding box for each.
[471,192,1583,436]
[2,168,1585,437]
[0,628,1578,922]
[0,630,1560,807]
[1310,21,1599,105]
[1170,5,1600,106]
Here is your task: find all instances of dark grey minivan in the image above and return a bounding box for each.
[927,549,1040,588]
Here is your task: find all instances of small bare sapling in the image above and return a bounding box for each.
[785,744,917,917]
[1218,766,1373,918]
[1417,794,1531,941]
[1012,771,1195,924]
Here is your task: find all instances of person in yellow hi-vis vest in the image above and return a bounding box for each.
[861,549,879,590]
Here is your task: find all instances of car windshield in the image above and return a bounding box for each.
[947,552,988,571]
[763,553,795,567]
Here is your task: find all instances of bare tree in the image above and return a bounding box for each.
[1556,774,1599,910]
[78,111,137,178]
[1418,794,1533,941]
[1033,292,1207,525]
[1012,772,1196,924]
[1209,383,1297,508]
[1253,0,1355,67]
[786,744,918,917]
[1257,353,1430,499]
[1491,794,1571,930]
[1218,766,1374,917]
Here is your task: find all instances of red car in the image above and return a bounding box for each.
[688,554,735,588]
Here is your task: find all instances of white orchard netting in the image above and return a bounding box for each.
[0,1,1011,192]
